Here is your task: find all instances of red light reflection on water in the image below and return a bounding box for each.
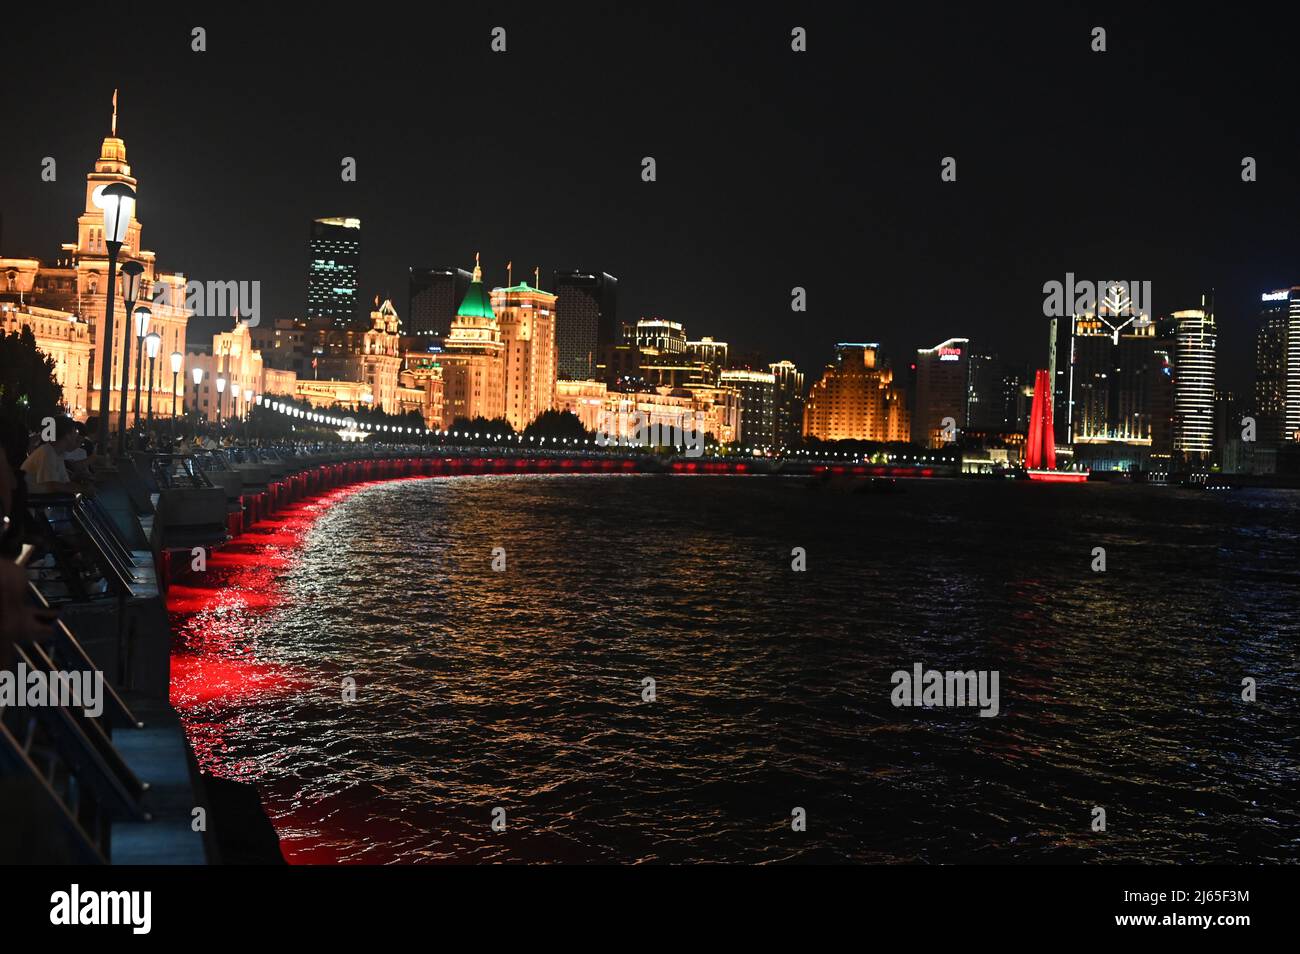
[167,479,426,741]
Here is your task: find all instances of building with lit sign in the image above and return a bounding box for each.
[913,337,969,447]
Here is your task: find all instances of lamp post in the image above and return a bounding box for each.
[92,182,136,455]
[116,260,145,453]
[243,388,253,438]
[144,332,161,439]
[131,304,151,444]
[191,367,204,434]
[170,351,183,444]
[216,376,226,430]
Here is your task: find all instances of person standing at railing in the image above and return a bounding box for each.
[20,417,92,496]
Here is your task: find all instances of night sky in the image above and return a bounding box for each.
[4,3,1300,393]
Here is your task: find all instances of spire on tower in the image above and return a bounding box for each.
[472,252,482,283]
[111,88,118,136]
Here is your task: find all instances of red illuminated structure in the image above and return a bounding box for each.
[1025,369,1088,482]
[1026,369,1056,470]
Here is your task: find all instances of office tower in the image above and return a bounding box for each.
[719,369,777,446]
[408,266,471,339]
[1068,315,1166,444]
[802,343,909,442]
[1255,290,1291,445]
[966,351,1005,430]
[306,217,361,328]
[913,338,969,447]
[492,280,558,431]
[439,255,505,426]
[1172,306,1217,457]
[553,269,617,380]
[769,359,805,448]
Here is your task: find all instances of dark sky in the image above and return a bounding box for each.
[4,2,1299,393]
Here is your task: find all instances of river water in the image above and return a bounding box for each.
[167,475,1300,863]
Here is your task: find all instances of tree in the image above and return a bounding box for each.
[0,326,64,427]
[449,416,514,441]
[523,409,589,441]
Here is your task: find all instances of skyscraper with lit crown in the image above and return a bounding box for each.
[307,217,362,329]
[1172,305,1217,457]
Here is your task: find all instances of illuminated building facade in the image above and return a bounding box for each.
[769,359,805,448]
[492,282,558,431]
[719,369,776,446]
[307,217,361,329]
[187,320,264,423]
[1067,316,1168,446]
[555,379,609,432]
[1255,289,1296,446]
[687,337,729,375]
[439,256,505,426]
[553,269,617,380]
[4,111,192,426]
[0,287,92,419]
[400,353,445,429]
[802,343,909,442]
[249,318,311,376]
[913,337,970,447]
[1172,307,1217,456]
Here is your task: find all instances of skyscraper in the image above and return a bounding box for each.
[1172,306,1217,457]
[966,351,1004,431]
[553,270,617,380]
[1068,316,1166,445]
[492,280,558,431]
[1254,288,1300,447]
[306,216,361,328]
[408,266,471,340]
[912,338,969,447]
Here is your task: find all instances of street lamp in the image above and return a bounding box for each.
[170,351,183,443]
[144,332,161,438]
[216,376,226,429]
[92,182,136,454]
[115,260,145,453]
[191,366,204,430]
[131,304,151,442]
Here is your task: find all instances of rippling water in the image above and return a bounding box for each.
[167,475,1300,863]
